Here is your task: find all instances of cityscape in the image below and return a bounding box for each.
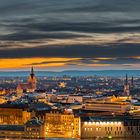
[0,0,140,139]
[0,68,140,139]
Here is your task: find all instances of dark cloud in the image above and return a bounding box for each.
[0,43,140,59]
[0,0,139,38]
[0,22,140,41]
[55,0,140,13]
[0,31,90,41]
[96,58,140,65]
[0,0,140,69]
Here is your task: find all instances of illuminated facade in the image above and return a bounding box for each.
[27,66,37,90]
[25,118,45,139]
[84,102,131,113]
[0,125,24,139]
[0,89,6,95]
[81,117,140,139]
[82,120,123,138]
[0,107,31,125]
[45,110,80,138]
[17,67,37,94]
[0,118,45,139]
[67,95,83,103]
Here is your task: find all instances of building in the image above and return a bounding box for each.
[0,125,24,139]
[27,66,37,90]
[84,101,131,113]
[67,95,83,103]
[0,118,45,139]
[25,117,45,139]
[81,116,140,139]
[45,110,81,138]
[0,104,31,125]
[17,67,37,94]
[124,74,130,96]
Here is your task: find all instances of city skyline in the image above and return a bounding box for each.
[0,0,140,70]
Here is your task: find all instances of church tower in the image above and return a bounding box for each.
[27,67,37,90]
[123,74,130,96]
[131,76,134,89]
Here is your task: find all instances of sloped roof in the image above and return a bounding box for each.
[18,83,33,89]
[0,125,24,131]
[26,118,43,126]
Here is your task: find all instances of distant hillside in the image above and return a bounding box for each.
[0,70,140,77]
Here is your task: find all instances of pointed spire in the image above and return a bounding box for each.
[131,76,134,87]
[31,66,34,75]
[124,73,130,97]
[30,66,34,78]
[125,73,128,85]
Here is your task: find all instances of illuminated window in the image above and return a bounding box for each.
[96,127,99,131]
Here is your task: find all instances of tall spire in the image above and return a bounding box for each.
[124,73,130,97]
[125,73,128,85]
[131,76,134,88]
[31,66,34,78]
[27,66,37,91]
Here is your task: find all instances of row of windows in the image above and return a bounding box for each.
[27,132,39,135]
[124,121,140,126]
[0,131,23,135]
[127,126,140,131]
[84,127,122,132]
[104,131,123,135]
[84,128,140,136]
[46,116,74,120]
[26,128,40,132]
[105,127,122,131]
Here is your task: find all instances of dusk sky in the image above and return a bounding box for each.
[0,0,140,71]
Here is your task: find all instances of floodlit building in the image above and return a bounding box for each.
[17,67,37,94]
[45,110,81,138]
[0,125,24,139]
[67,95,83,103]
[81,116,140,139]
[0,118,45,139]
[0,104,31,125]
[25,117,45,139]
[84,101,131,113]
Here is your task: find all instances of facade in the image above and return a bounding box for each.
[25,117,45,139]
[81,116,140,139]
[27,66,37,90]
[0,118,45,139]
[0,125,24,139]
[0,107,31,125]
[84,102,131,113]
[17,67,37,94]
[45,110,81,138]
[67,95,83,103]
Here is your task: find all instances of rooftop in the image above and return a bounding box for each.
[0,125,24,131]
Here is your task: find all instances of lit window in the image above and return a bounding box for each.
[96,128,99,131]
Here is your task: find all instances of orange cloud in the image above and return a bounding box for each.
[0,58,80,69]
